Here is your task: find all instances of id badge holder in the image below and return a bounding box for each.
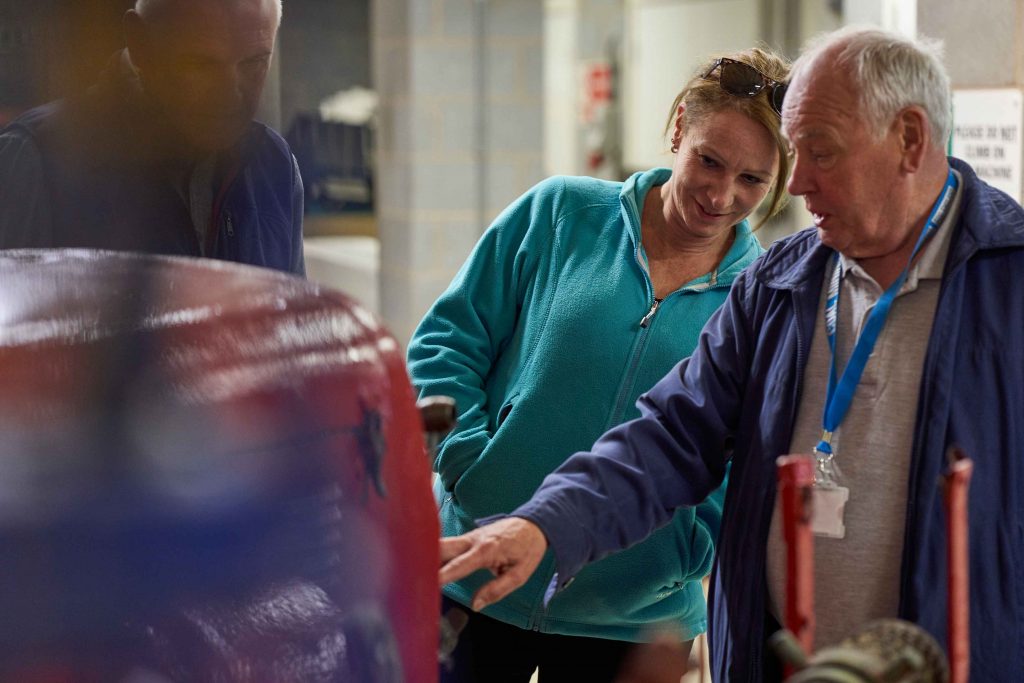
[810,485,849,539]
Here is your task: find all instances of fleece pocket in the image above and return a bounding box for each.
[436,430,491,493]
[496,399,515,429]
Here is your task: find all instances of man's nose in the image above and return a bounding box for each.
[226,67,247,98]
[787,153,814,197]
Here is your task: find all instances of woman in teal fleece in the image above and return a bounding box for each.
[409,47,791,682]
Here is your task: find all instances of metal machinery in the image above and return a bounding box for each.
[772,451,973,683]
[0,250,439,682]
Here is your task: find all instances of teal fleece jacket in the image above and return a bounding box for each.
[408,168,764,641]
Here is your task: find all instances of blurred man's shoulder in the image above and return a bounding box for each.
[1,101,65,140]
[237,121,299,185]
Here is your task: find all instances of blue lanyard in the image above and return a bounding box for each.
[815,170,958,463]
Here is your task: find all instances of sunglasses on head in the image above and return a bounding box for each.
[703,57,787,116]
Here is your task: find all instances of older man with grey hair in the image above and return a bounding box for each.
[0,0,303,275]
[435,26,1024,682]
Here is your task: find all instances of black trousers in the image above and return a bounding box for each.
[440,596,636,683]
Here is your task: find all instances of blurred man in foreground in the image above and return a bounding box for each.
[0,0,304,275]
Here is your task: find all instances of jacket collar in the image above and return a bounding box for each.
[754,228,829,290]
[620,167,670,251]
[945,157,1024,268]
[757,157,1024,290]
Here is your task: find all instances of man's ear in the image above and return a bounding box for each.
[123,10,151,72]
[895,105,930,174]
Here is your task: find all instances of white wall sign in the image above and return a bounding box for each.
[952,88,1023,203]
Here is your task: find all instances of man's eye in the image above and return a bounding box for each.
[242,57,270,70]
[180,57,215,69]
[699,155,719,168]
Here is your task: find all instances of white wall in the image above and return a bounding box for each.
[621,0,762,172]
[842,0,916,36]
[544,0,581,175]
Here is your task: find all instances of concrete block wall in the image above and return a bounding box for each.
[372,0,543,346]
[918,0,1024,89]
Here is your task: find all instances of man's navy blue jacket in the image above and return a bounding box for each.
[0,54,304,276]
[514,158,1024,681]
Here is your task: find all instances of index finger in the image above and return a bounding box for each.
[440,535,473,564]
[438,543,489,586]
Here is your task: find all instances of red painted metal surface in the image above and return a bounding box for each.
[776,454,816,659]
[0,250,438,682]
[943,449,973,683]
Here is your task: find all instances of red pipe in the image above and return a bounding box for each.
[943,448,973,683]
[776,455,816,658]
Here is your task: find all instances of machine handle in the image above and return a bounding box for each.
[777,454,816,658]
[942,447,973,683]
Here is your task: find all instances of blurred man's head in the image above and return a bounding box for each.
[125,0,282,153]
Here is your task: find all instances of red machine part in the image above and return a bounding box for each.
[0,250,439,682]
[776,454,816,658]
[943,448,973,683]
[774,450,973,683]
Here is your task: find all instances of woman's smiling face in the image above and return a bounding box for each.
[665,107,780,239]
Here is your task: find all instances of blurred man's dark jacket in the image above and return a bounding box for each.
[0,51,305,275]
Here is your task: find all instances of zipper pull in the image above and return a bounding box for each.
[639,298,661,328]
[225,214,235,238]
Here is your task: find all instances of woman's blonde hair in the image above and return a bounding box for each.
[664,47,792,230]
